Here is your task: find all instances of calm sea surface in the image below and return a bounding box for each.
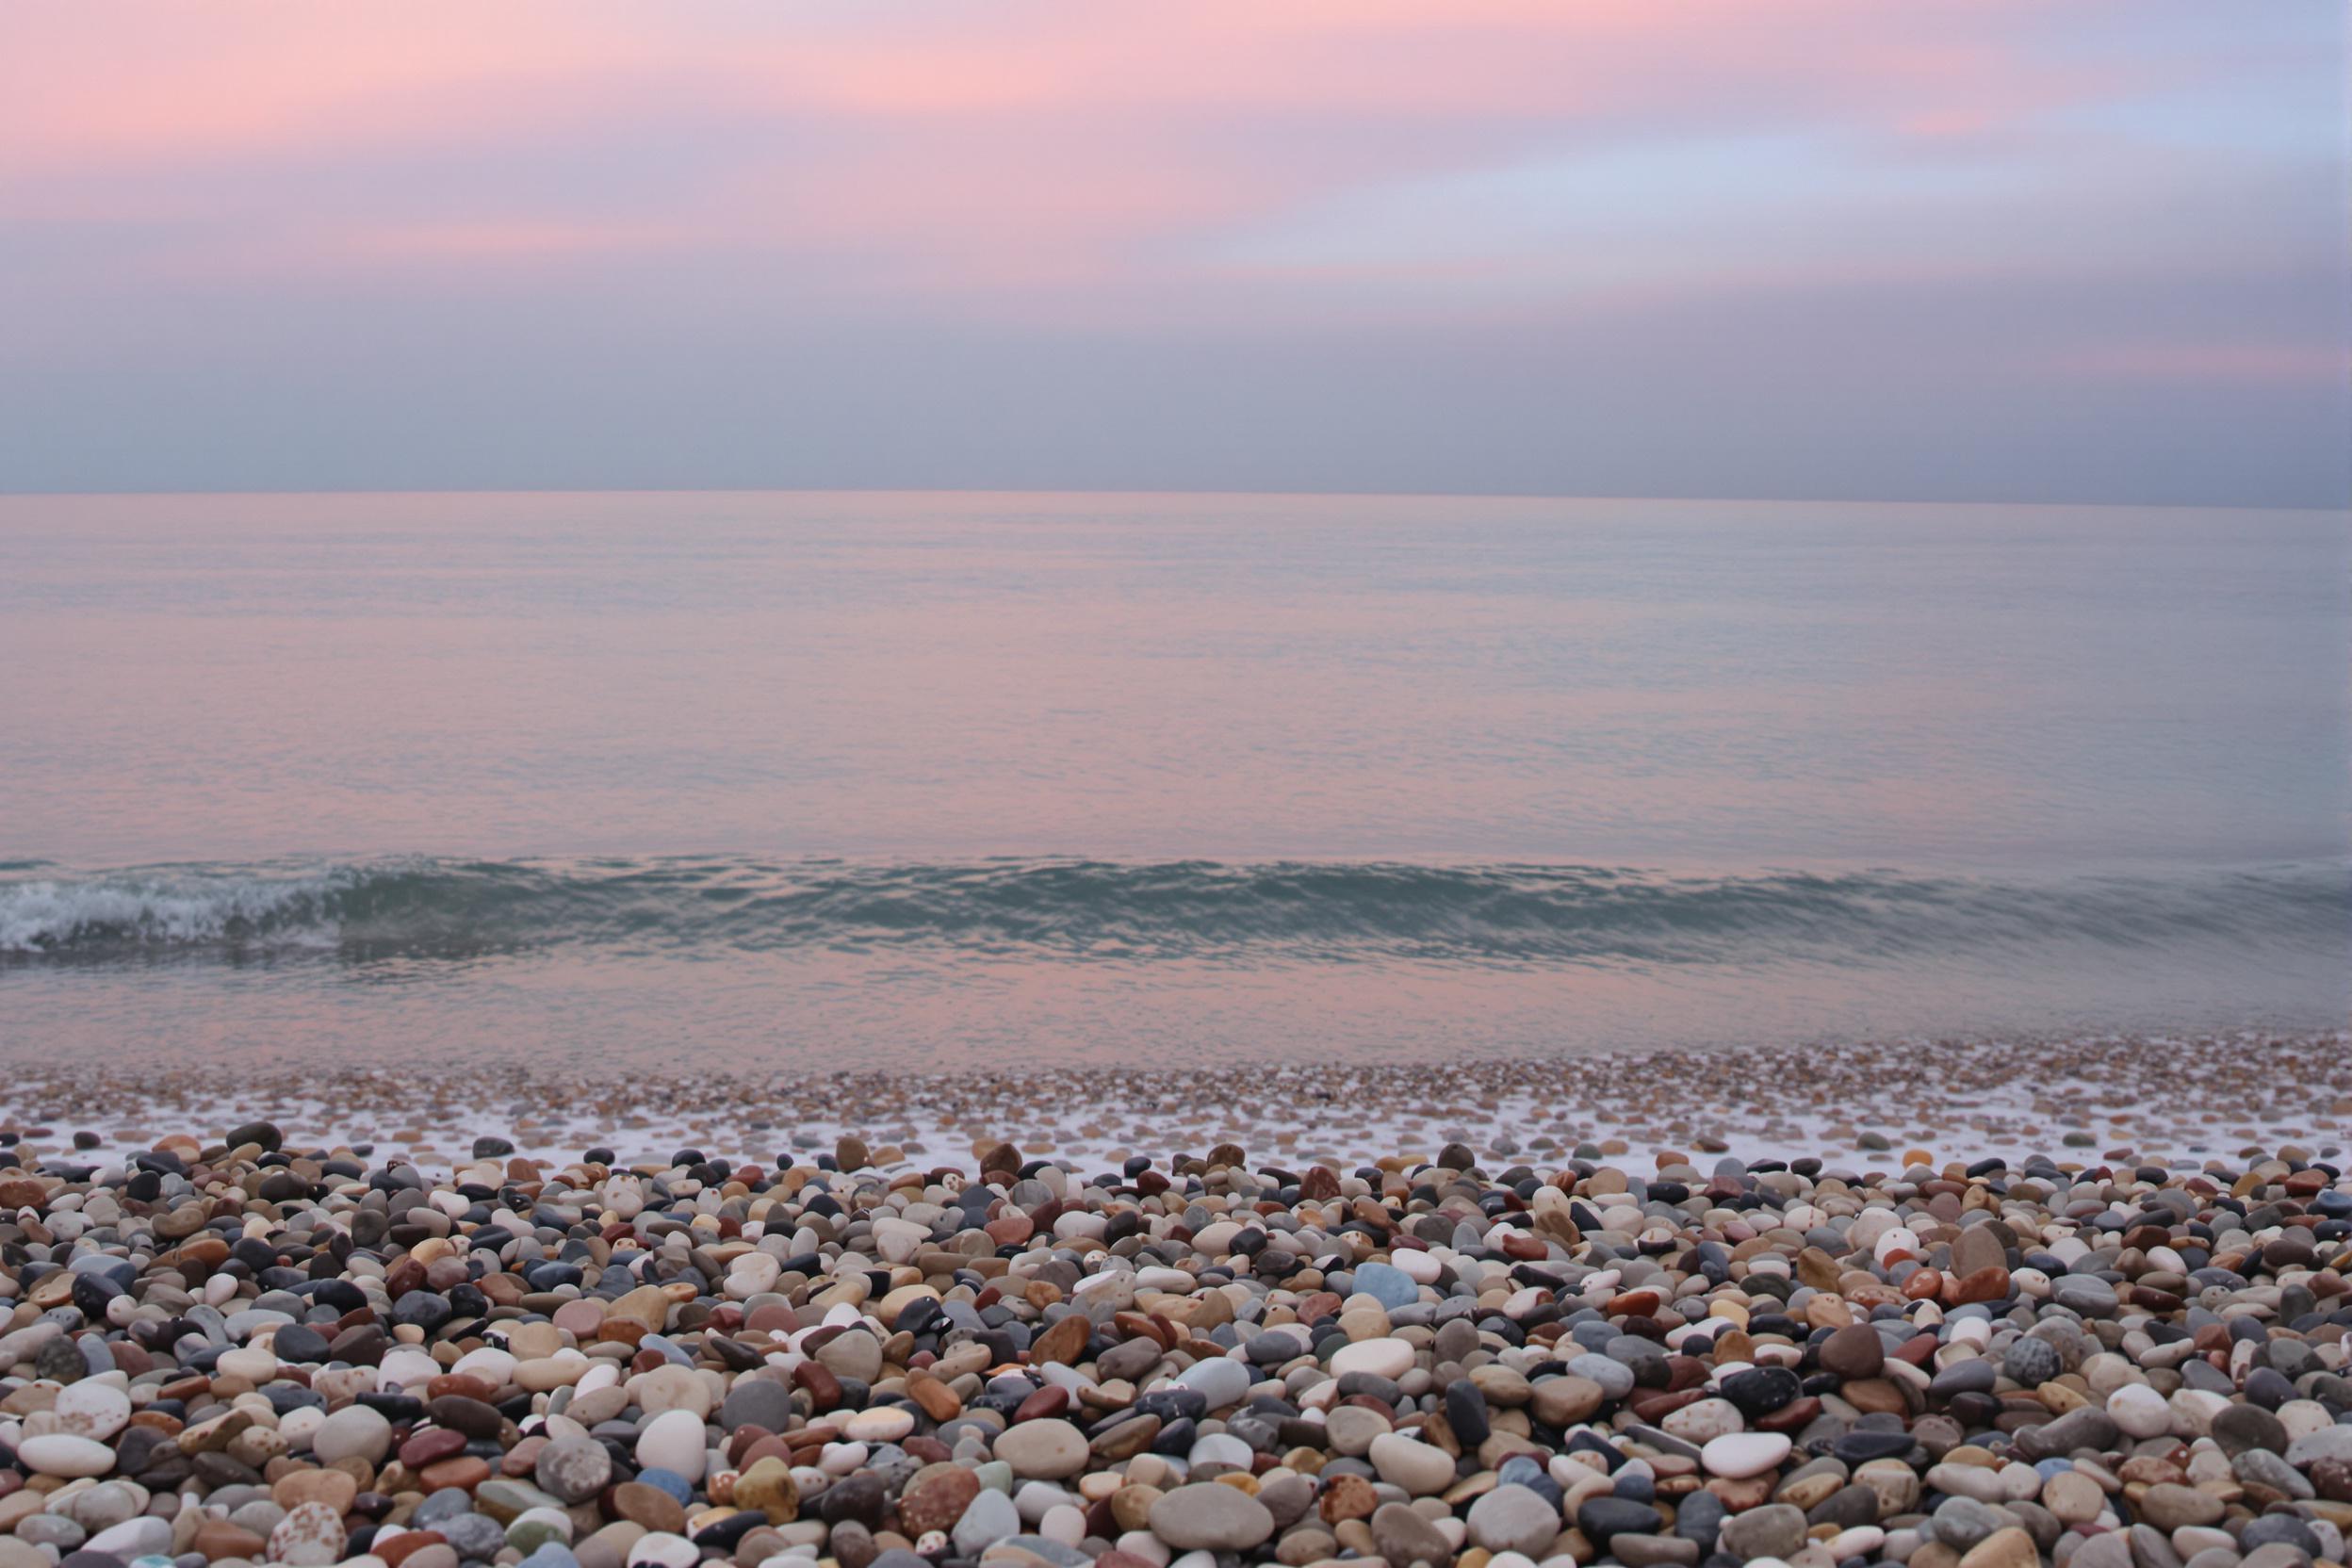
[2,491,2344,1072]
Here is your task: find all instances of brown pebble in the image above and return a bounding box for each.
[418,1457,490,1492]
[613,1481,688,1533]
[376,1532,449,1567]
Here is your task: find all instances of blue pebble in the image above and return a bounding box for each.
[1497,1455,1547,1489]
[1348,1262,1419,1310]
[519,1547,580,1568]
[635,1467,695,1504]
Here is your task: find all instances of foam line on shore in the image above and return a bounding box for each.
[3,1031,2342,1177]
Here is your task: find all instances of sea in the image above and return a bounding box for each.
[1,491,2344,1078]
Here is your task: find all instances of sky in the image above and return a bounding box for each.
[2,1,2345,505]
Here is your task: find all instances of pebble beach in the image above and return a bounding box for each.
[3,1033,2350,1568]
[8,3,2347,1567]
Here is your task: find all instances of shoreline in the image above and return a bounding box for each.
[2,1031,2343,1178]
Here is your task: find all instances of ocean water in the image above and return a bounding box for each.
[1,490,2344,1075]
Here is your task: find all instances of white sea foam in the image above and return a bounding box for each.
[0,871,353,952]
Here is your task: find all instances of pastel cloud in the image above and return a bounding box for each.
[1,1,2343,502]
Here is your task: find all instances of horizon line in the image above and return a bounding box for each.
[2,483,2345,515]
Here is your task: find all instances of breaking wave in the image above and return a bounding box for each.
[2,856,2343,969]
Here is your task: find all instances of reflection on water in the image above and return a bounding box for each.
[0,492,2344,1071]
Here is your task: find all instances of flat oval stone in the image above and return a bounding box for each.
[16,1435,118,1478]
[994,1419,1088,1478]
[1700,1431,1791,1478]
[51,1381,132,1441]
[1366,1431,1456,1495]
[842,1407,915,1444]
[1147,1483,1275,1551]
[1330,1338,1415,1380]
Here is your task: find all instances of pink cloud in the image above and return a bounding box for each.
[0,0,2312,350]
[5,2,2114,186]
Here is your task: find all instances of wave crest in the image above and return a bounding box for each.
[1,856,2342,967]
